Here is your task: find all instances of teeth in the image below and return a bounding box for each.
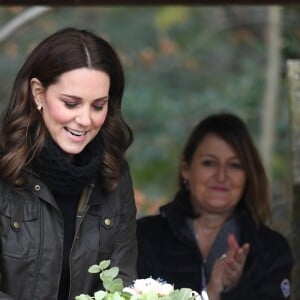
[67,128,86,136]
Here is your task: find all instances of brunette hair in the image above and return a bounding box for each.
[0,27,133,192]
[178,112,271,226]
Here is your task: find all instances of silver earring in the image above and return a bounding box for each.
[183,178,189,190]
[37,104,42,111]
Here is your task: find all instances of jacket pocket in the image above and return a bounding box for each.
[80,206,117,254]
[0,198,39,258]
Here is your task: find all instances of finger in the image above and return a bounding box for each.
[223,259,244,287]
[227,234,239,258]
[235,243,250,264]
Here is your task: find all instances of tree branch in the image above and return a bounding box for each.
[0,6,53,44]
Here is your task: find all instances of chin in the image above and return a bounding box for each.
[60,145,87,155]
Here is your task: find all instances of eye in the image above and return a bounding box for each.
[92,104,105,111]
[63,101,78,108]
[92,100,108,111]
[229,161,243,169]
[202,159,216,167]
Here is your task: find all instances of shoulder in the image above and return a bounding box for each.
[0,180,19,200]
[258,225,293,256]
[137,214,166,236]
[240,212,291,249]
[245,222,294,269]
[119,160,133,186]
[137,214,163,226]
[240,213,293,263]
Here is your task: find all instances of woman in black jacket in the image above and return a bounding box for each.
[137,113,294,300]
[0,28,137,300]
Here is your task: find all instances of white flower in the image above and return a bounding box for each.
[158,283,174,296]
[133,278,161,294]
[77,260,203,300]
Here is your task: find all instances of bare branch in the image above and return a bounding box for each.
[0,6,53,44]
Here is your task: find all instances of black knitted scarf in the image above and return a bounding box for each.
[33,134,103,195]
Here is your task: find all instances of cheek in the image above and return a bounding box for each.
[92,111,108,128]
[238,174,247,188]
[233,175,247,195]
[45,101,70,123]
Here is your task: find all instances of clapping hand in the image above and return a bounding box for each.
[206,234,250,300]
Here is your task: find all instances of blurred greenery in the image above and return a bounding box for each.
[0,5,297,218]
[1,5,300,296]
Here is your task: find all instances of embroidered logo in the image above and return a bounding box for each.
[280,278,291,298]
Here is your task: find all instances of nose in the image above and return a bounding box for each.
[75,108,92,127]
[216,165,226,181]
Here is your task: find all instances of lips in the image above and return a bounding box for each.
[65,127,87,137]
[210,186,228,191]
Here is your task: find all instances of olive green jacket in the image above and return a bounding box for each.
[0,164,137,300]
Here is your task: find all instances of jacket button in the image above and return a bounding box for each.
[12,221,20,230]
[104,218,111,226]
[34,185,41,191]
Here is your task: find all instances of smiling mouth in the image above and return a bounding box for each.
[65,127,87,137]
[211,186,228,191]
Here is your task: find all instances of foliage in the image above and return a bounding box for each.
[75,260,200,300]
[0,5,296,214]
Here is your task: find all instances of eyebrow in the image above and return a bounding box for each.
[60,94,109,102]
[201,153,240,160]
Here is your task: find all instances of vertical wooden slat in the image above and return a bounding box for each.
[287,59,300,300]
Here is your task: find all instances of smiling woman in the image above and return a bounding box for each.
[137,112,294,300]
[0,27,137,300]
[30,68,110,155]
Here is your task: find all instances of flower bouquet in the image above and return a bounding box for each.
[75,260,201,300]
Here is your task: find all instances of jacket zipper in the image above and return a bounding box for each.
[68,183,95,299]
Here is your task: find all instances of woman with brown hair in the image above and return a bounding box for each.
[137,112,294,300]
[0,28,137,300]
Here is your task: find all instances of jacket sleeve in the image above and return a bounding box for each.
[0,273,14,300]
[0,197,15,300]
[109,162,137,287]
[0,292,14,300]
[223,230,294,300]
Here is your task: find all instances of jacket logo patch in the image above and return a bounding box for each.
[281,278,291,298]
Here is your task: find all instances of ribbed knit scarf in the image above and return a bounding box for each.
[33,135,103,195]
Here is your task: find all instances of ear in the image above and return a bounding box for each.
[180,160,190,181]
[30,78,45,108]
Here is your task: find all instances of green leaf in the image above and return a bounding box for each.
[99,260,111,270]
[120,291,136,300]
[75,294,93,300]
[88,264,101,274]
[108,278,124,293]
[171,288,192,300]
[159,296,172,300]
[100,267,119,282]
[144,291,158,300]
[111,292,125,300]
[94,290,107,300]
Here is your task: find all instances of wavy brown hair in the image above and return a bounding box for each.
[0,27,133,192]
[177,112,271,227]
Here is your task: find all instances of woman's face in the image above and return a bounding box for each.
[31,68,110,155]
[181,133,246,215]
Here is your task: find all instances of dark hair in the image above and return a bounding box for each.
[0,27,133,191]
[177,112,271,226]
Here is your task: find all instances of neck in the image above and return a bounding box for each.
[194,212,230,233]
